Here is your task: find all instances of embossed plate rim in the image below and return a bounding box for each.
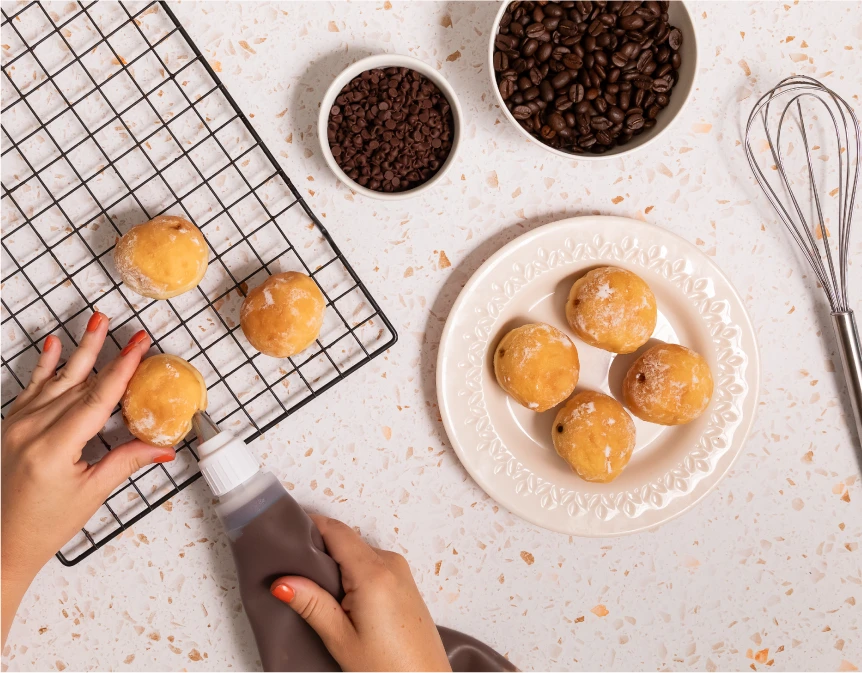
[436,216,760,537]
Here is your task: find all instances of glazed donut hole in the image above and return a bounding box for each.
[114,216,209,300]
[494,322,580,413]
[122,354,208,447]
[623,342,714,426]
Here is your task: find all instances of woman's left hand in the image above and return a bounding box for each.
[1,313,175,645]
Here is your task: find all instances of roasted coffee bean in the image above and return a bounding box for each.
[493,0,683,153]
[537,42,553,61]
[551,70,573,89]
[636,50,652,72]
[328,67,453,192]
[608,105,625,123]
[652,76,672,93]
[548,112,567,132]
[619,90,631,109]
[625,114,645,130]
[619,14,644,30]
[655,62,673,78]
[526,22,546,38]
[611,50,629,67]
[569,82,586,102]
[563,53,584,69]
[590,116,612,131]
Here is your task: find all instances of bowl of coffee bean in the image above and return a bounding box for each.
[319,54,463,200]
[490,1,697,158]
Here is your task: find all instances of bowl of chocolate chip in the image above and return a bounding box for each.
[319,54,462,200]
[490,1,697,158]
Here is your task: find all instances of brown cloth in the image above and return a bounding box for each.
[223,484,516,672]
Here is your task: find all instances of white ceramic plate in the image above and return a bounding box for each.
[437,216,760,536]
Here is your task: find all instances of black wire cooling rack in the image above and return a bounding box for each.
[1,0,397,565]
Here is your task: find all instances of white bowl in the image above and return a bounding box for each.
[318,54,463,201]
[488,1,698,160]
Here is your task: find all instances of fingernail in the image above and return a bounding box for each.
[44,334,60,352]
[153,448,176,463]
[86,312,104,333]
[270,582,295,604]
[121,330,148,355]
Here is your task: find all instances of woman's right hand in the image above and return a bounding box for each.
[269,515,452,672]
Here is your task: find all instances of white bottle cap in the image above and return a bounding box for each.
[197,431,259,497]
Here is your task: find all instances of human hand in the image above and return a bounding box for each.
[1,314,174,645]
[269,515,452,672]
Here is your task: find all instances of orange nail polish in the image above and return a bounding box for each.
[121,330,148,355]
[86,312,103,333]
[270,583,295,604]
[44,334,60,351]
[153,450,175,463]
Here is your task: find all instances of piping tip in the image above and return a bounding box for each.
[193,411,220,444]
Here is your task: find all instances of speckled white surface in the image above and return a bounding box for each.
[4,1,862,671]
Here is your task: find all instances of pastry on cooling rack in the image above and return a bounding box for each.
[114,215,209,299]
[493,322,580,412]
[240,271,326,358]
[122,354,207,447]
[623,343,714,425]
[565,266,657,354]
[552,391,636,483]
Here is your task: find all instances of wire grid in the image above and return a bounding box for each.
[0,0,397,565]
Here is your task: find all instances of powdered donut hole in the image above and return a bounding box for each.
[114,215,209,299]
[241,272,326,358]
[493,323,580,413]
[552,391,636,483]
[122,354,207,447]
[566,266,657,354]
[623,343,714,425]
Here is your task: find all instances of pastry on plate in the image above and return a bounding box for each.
[565,266,656,354]
[552,390,636,483]
[493,322,580,412]
[623,343,714,425]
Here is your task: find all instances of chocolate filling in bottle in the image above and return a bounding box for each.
[196,414,516,672]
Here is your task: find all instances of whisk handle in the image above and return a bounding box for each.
[832,311,862,446]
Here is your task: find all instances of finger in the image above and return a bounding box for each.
[270,576,355,659]
[35,312,108,403]
[85,438,175,501]
[8,334,62,416]
[44,330,150,448]
[310,515,383,576]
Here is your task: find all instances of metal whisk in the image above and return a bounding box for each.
[745,75,861,443]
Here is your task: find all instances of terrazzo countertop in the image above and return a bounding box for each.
[4,1,862,671]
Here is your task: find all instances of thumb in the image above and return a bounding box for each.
[270,576,355,656]
[87,439,176,499]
